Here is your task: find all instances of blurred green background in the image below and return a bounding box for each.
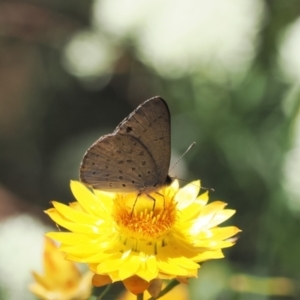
[1,0,300,299]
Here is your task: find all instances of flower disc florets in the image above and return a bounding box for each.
[114,190,177,241]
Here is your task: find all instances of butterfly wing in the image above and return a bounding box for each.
[116,96,171,184]
[80,96,171,193]
[80,133,162,192]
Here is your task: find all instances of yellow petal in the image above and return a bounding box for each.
[196,191,209,206]
[176,181,200,210]
[45,232,95,246]
[31,271,51,289]
[52,201,102,225]
[210,226,241,240]
[29,237,92,300]
[70,181,108,216]
[193,249,224,262]
[120,254,144,280]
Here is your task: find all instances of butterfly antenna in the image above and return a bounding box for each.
[169,142,215,192]
[201,186,215,192]
[173,177,215,192]
[169,142,196,172]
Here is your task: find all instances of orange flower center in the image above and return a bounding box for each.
[113,191,177,241]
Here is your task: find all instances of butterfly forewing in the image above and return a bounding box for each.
[116,97,171,180]
[80,96,171,193]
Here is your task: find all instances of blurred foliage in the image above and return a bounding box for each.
[1,0,300,299]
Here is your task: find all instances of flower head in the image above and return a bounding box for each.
[29,237,93,300]
[45,180,240,294]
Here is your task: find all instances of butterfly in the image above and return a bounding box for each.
[79,96,172,194]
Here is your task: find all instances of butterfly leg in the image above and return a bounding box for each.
[154,192,165,210]
[146,192,165,210]
[145,194,157,210]
[131,192,165,215]
[131,193,141,216]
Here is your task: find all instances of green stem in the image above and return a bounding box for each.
[137,293,144,300]
[148,280,179,300]
[97,284,112,300]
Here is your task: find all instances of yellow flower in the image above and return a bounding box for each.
[29,237,93,300]
[45,180,240,295]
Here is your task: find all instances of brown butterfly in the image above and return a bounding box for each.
[79,96,172,194]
